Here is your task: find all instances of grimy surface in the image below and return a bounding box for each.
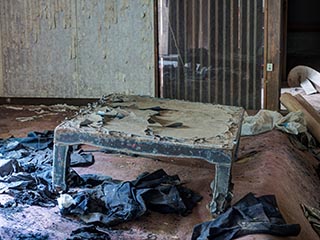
[61,94,244,149]
[53,94,245,215]
[0,105,319,239]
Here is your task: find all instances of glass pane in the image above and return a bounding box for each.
[158,0,264,109]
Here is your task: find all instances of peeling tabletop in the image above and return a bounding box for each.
[53,94,244,215]
[59,94,244,149]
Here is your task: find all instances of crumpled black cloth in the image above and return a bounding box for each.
[0,132,202,228]
[192,192,301,240]
[0,131,95,207]
[66,226,111,240]
[60,169,202,226]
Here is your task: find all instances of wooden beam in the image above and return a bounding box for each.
[154,0,160,97]
[280,93,320,143]
[264,0,284,110]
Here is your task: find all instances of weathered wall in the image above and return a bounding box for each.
[0,0,155,98]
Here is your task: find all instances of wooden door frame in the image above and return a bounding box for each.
[263,0,287,110]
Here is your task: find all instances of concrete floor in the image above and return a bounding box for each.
[0,105,319,240]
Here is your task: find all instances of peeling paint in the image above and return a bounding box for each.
[105,0,118,25]
[0,0,154,98]
[116,72,127,83]
[120,0,129,12]
[0,3,3,96]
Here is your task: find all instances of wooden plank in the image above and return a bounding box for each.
[177,0,185,101]
[295,94,320,124]
[214,0,219,104]
[176,0,180,100]
[184,0,188,100]
[223,0,231,105]
[255,0,264,109]
[281,0,288,85]
[240,0,248,108]
[216,0,224,104]
[154,0,160,97]
[207,0,211,103]
[264,0,284,110]
[280,93,320,143]
[230,0,239,106]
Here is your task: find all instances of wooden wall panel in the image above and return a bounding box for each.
[264,0,284,110]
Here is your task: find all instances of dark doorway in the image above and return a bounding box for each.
[285,0,320,87]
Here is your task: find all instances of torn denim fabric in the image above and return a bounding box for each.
[192,192,301,240]
[59,169,202,226]
[66,225,111,240]
[0,131,95,207]
[0,131,202,228]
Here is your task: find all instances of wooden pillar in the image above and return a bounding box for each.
[264,0,285,110]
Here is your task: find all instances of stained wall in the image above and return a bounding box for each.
[0,0,155,98]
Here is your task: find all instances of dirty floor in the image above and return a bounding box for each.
[0,105,319,240]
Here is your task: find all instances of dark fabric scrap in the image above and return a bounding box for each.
[70,150,95,167]
[192,192,301,240]
[0,159,22,177]
[1,132,202,229]
[301,204,320,236]
[15,131,54,150]
[0,227,49,240]
[0,132,94,207]
[67,226,111,240]
[60,169,202,226]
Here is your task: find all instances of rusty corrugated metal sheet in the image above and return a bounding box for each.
[0,0,155,98]
[159,0,264,109]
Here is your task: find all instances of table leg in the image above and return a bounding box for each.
[52,143,71,191]
[210,163,233,215]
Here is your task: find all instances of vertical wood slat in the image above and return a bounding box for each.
[239,0,246,107]
[167,0,175,99]
[207,0,211,103]
[230,0,239,106]
[214,0,219,104]
[160,0,264,110]
[246,0,251,108]
[184,1,188,100]
[191,0,196,102]
[256,0,264,109]
[254,0,264,110]
[199,0,203,102]
[264,0,283,110]
[176,0,180,99]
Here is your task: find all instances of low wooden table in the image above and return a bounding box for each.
[52,94,244,215]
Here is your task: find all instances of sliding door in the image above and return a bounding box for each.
[158,0,264,109]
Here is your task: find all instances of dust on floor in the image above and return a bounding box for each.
[0,105,319,240]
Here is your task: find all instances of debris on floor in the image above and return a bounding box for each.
[241,110,306,136]
[191,192,301,240]
[1,105,320,239]
[0,131,94,207]
[0,131,202,238]
[301,204,320,237]
[66,225,111,240]
[1,104,80,122]
[280,92,320,143]
[287,65,320,94]
[58,169,202,226]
